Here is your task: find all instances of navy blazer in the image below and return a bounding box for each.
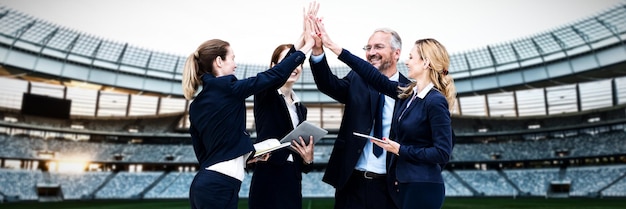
[253,87,309,166]
[337,49,453,184]
[188,50,306,169]
[310,53,409,204]
[248,84,312,209]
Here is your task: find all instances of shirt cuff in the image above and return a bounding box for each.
[310,52,325,64]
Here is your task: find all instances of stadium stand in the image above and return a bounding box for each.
[454,170,518,196]
[564,165,626,197]
[602,173,626,197]
[503,168,560,196]
[0,168,42,200]
[143,171,195,199]
[0,2,625,202]
[48,171,110,200]
[94,171,163,199]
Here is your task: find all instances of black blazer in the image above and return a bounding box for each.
[248,84,312,209]
[253,88,308,165]
[188,49,306,169]
[310,54,409,206]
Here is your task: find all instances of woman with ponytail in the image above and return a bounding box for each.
[183,3,318,208]
[314,18,455,209]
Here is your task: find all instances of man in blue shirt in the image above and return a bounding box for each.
[309,28,409,209]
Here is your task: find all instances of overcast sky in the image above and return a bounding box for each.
[1,0,624,65]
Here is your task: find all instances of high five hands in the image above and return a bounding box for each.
[307,2,401,156]
[306,1,342,56]
[295,1,320,54]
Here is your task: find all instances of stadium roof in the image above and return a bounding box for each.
[0,3,625,119]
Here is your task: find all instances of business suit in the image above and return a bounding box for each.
[188,49,306,209]
[248,85,312,209]
[337,48,453,209]
[310,54,408,209]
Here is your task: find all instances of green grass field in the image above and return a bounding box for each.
[2,197,625,209]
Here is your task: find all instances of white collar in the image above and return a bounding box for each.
[389,70,400,82]
[412,82,434,99]
[277,88,300,104]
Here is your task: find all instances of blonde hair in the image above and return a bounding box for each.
[182,39,230,100]
[399,38,456,110]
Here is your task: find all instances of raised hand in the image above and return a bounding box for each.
[311,17,323,56]
[302,1,319,53]
[295,1,319,54]
[294,6,307,51]
[313,16,342,56]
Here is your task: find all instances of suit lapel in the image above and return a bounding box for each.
[390,73,410,143]
[276,92,294,126]
[295,102,306,125]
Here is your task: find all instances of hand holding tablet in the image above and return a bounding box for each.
[353,132,388,144]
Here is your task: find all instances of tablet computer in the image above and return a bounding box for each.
[353,132,388,144]
[279,121,328,146]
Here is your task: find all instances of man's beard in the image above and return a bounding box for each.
[377,60,392,72]
[369,53,394,72]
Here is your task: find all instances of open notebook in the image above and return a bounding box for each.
[253,139,291,157]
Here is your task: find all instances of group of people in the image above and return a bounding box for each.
[181,2,456,209]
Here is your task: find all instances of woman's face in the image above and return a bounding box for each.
[405,45,427,80]
[216,47,237,76]
[277,48,302,84]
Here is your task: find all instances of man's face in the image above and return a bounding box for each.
[364,32,397,71]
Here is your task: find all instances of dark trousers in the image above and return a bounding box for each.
[249,161,302,209]
[189,170,241,209]
[334,170,396,209]
[399,182,445,209]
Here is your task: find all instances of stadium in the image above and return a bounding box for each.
[0,1,625,209]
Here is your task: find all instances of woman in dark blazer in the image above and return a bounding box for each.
[181,7,317,208]
[248,44,315,209]
[314,20,456,209]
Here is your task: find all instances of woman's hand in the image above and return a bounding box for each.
[246,152,271,164]
[307,2,323,56]
[371,137,400,156]
[313,16,342,56]
[295,1,319,54]
[290,136,315,165]
[299,1,319,54]
[294,6,307,51]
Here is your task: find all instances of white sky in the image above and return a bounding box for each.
[0,0,624,65]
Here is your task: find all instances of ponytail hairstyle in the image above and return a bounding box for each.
[182,39,230,100]
[398,38,456,110]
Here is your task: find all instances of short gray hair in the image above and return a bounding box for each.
[373,28,402,51]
